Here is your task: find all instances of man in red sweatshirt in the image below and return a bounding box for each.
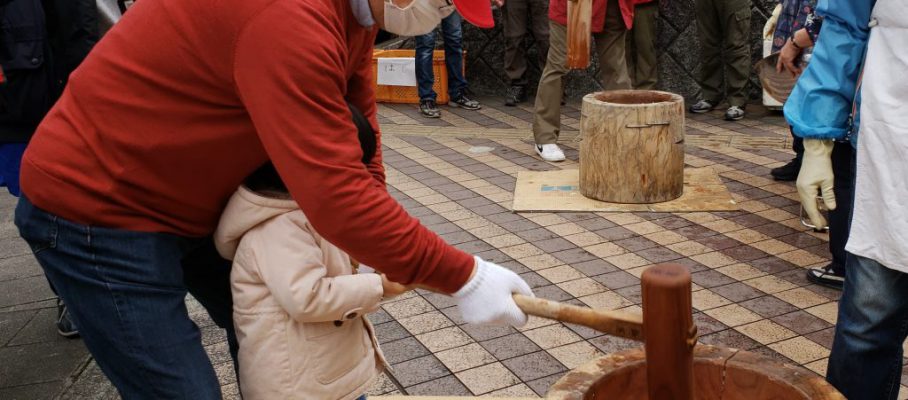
[14,0,532,397]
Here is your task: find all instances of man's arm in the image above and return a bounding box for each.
[232,3,472,293]
[347,30,386,186]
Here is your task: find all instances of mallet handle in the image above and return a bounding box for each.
[641,263,696,400]
[512,294,644,341]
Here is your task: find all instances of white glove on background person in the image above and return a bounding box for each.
[454,257,534,327]
[797,139,836,229]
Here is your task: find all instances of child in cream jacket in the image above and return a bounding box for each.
[214,163,407,400]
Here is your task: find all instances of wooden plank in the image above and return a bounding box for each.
[512,167,738,213]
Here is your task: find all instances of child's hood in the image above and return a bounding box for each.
[213,186,300,260]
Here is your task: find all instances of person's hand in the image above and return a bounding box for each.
[381,274,411,299]
[492,0,505,8]
[454,257,534,327]
[797,139,836,229]
[776,39,803,77]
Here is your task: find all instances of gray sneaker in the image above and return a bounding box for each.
[419,99,441,118]
[688,100,715,113]
[451,94,481,111]
[724,106,745,121]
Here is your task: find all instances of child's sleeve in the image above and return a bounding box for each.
[237,217,384,323]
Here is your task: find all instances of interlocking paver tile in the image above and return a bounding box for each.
[572,259,619,277]
[533,285,574,302]
[737,319,798,344]
[436,343,498,372]
[398,311,455,335]
[481,333,543,360]
[502,351,567,382]
[692,289,734,311]
[536,265,585,284]
[698,329,761,350]
[739,295,800,318]
[704,304,763,327]
[711,282,767,302]
[579,291,634,310]
[804,302,840,325]
[523,325,583,349]
[774,287,831,309]
[691,270,739,289]
[382,296,435,320]
[416,326,473,353]
[381,337,432,365]
[592,271,640,290]
[406,375,472,396]
[456,363,523,395]
[768,337,829,364]
[772,310,834,335]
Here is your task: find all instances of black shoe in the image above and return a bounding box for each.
[771,159,801,181]
[689,100,716,114]
[419,99,441,118]
[451,94,481,110]
[806,265,845,290]
[56,299,79,338]
[504,85,527,107]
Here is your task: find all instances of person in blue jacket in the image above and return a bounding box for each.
[785,0,908,398]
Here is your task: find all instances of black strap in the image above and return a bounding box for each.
[347,102,376,166]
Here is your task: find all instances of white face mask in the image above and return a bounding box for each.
[384,0,456,36]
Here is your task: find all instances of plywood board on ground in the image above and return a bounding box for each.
[513,167,738,212]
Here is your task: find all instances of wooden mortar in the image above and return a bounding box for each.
[579,90,685,204]
[545,345,844,400]
[545,263,843,400]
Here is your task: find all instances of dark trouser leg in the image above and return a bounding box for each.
[720,0,752,107]
[626,1,659,90]
[593,0,631,90]
[827,254,908,400]
[792,129,805,163]
[441,13,467,99]
[532,21,568,145]
[15,196,223,400]
[181,237,239,378]
[528,0,550,78]
[502,0,529,86]
[826,141,855,276]
[414,28,438,101]
[694,0,723,103]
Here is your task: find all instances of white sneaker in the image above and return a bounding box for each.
[535,143,565,162]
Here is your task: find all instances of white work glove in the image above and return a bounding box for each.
[797,139,836,229]
[454,257,534,327]
[763,4,782,39]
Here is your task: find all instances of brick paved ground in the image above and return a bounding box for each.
[2,97,906,399]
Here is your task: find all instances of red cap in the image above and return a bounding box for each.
[452,0,495,28]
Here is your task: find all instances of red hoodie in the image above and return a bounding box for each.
[20,0,473,292]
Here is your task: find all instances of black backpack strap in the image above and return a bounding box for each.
[347,102,376,166]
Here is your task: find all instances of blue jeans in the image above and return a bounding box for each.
[15,196,238,400]
[0,142,27,196]
[828,254,908,400]
[415,12,468,101]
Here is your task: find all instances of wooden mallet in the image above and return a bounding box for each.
[513,263,696,400]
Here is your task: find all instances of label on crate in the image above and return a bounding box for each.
[376,57,417,87]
